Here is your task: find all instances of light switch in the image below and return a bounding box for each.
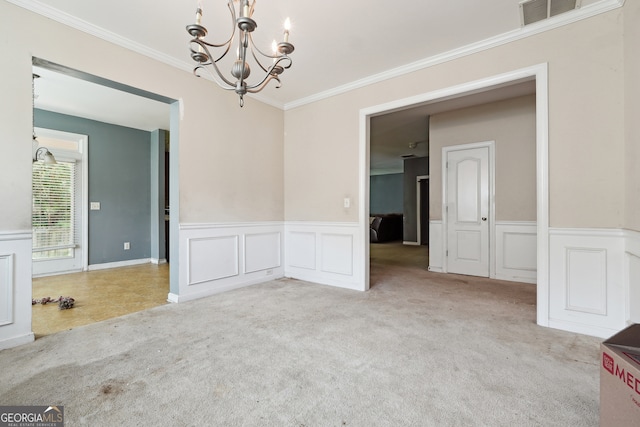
[343,198,351,208]
[90,202,101,210]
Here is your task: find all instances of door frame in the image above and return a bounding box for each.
[416,175,429,246]
[32,57,180,297]
[441,141,495,276]
[359,63,549,327]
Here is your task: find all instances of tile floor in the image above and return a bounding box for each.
[32,263,169,338]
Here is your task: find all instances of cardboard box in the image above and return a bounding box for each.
[601,324,640,426]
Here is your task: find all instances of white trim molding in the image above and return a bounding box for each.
[87,258,151,271]
[5,0,624,111]
[285,222,363,291]
[285,0,625,109]
[170,222,285,303]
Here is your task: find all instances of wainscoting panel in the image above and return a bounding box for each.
[188,236,239,285]
[245,232,281,274]
[285,222,362,291]
[287,231,316,270]
[321,234,353,275]
[549,228,625,337]
[428,221,443,272]
[0,232,35,350]
[565,248,607,315]
[0,254,14,326]
[495,222,537,283]
[173,223,284,303]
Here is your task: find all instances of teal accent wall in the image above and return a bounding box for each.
[370,173,403,214]
[35,109,153,265]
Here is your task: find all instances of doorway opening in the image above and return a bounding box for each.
[31,58,180,337]
[360,64,549,327]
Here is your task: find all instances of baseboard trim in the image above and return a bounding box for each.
[0,332,34,351]
[167,274,284,303]
[547,318,618,339]
[150,258,167,265]
[88,258,151,271]
[494,273,536,284]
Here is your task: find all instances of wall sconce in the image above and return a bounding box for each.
[32,136,57,164]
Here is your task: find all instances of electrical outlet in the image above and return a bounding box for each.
[90,202,101,210]
[344,198,351,208]
[124,242,130,250]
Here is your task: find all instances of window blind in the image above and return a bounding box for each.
[32,160,77,259]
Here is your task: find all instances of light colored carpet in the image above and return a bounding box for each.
[0,248,601,426]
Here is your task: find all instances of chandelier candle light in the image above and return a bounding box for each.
[186,0,295,107]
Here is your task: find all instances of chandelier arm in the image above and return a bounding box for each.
[247,33,284,59]
[245,75,281,94]
[241,55,291,92]
[277,56,293,70]
[193,61,238,89]
[247,33,281,75]
[245,34,293,76]
[190,38,233,66]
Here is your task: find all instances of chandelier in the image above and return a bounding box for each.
[186,0,295,107]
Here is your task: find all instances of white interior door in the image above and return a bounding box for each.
[445,145,490,277]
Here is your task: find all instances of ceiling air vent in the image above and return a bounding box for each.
[520,0,581,26]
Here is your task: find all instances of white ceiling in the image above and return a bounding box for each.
[20,0,608,171]
[33,66,171,132]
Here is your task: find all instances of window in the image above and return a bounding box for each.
[31,127,87,276]
[32,159,78,260]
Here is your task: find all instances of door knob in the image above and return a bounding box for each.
[481,217,487,221]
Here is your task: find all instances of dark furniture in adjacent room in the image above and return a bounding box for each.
[370,213,403,243]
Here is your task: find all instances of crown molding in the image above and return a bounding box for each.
[8,2,194,78]
[284,0,625,110]
[8,0,624,112]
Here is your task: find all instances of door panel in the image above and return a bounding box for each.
[446,146,489,277]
